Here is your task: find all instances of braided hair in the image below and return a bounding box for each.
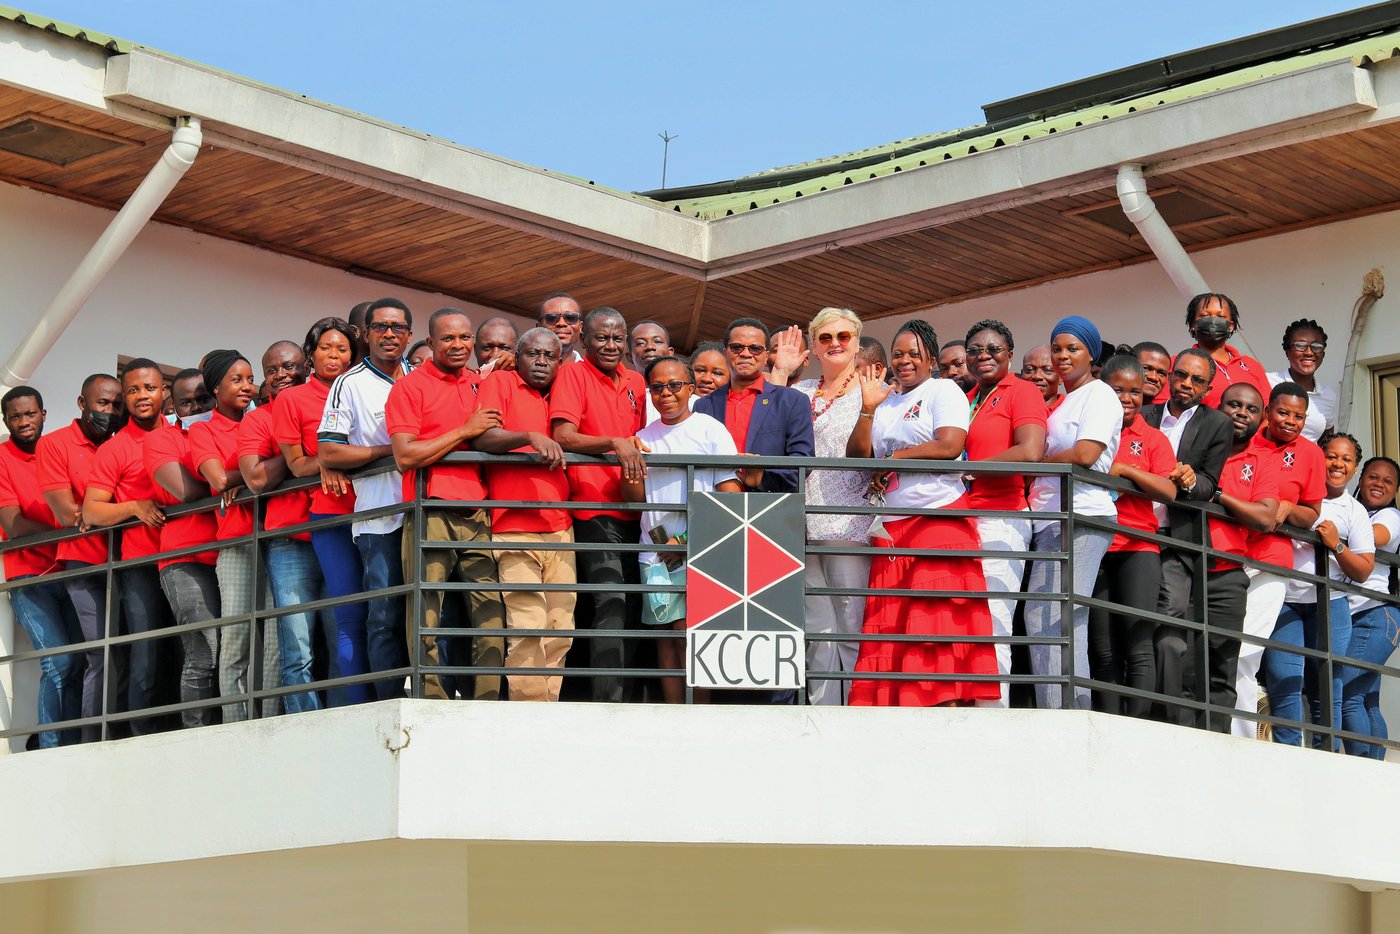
[1319,429,1362,463]
[1282,317,1328,348]
[894,319,940,366]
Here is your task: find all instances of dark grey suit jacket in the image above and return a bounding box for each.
[1140,402,1232,541]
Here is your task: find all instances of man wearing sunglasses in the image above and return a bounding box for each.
[693,317,814,495]
[1139,347,1233,632]
[537,292,585,364]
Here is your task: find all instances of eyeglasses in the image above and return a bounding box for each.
[727,342,767,357]
[648,380,692,396]
[966,343,1007,358]
[1170,368,1211,389]
[541,312,582,326]
[368,322,410,335]
[1288,340,1326,354]
[816,331,854,346]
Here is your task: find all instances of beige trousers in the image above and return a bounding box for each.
[495,528,577,702]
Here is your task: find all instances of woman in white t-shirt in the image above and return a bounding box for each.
[1263,432,1374,748]
[843,319,999,707]
[1023,316,1123,711]
[622,356,742,704]
[1266,318,1338,443]
[1342,455,1400,757]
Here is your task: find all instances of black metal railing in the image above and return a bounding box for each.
[1,451,1396,755]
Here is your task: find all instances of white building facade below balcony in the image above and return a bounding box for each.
[2,701,1400,931]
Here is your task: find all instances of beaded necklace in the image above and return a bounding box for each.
[811,369,857,418]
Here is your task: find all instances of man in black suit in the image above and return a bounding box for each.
[1139,347,1233,725]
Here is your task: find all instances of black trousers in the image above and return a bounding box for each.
[571,516,641,703]
[1155,566,1249,731]
[118,565,180,735]
[1089,550,1161,718]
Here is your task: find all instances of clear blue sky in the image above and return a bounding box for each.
[31,1,1363,191]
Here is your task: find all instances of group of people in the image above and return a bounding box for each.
[0,289,1394,759]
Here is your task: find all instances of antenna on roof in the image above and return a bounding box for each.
[658,130,678,189]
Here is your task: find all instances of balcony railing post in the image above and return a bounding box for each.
[409,467,424,699]
[1062,471,1076,707]
[102,527,115,742]
[1315,540,1335,751]
[1190,508,1210,728]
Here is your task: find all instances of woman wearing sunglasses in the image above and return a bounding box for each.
[1266,318,1337,442]
[791,307,875,705]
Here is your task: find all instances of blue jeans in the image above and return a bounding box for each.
[1264,596,1352,748]
[356,528,409,700]
[310,517,370,705]
[1341,602,1400,758]
[9,577,83,748]
[265,538,328,714]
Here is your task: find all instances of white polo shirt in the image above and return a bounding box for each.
[319,357,411,539]
[1266,370,1338,443]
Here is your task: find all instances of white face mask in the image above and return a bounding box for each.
[167,410,213,430]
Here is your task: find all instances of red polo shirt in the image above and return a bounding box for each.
[0,439,60,578]
[549,357,645,521]
[384,360,486,502]
[237,401,310,541]
[724,375,765,454]
[1209,447,1280,572]
[35,420,107,565]
[1247,430,1326,570]
[272,378,356,516]
[144,425,218,569]
[477,370,571,532]
[1047,394,1065,414]
[965,374,1047,510]
[1108,419,1176,554]
[189,411,253,541]
[87,421,164,563]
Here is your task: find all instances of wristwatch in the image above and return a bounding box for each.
[1333,541,1346,556]
[1209,487,1223,505]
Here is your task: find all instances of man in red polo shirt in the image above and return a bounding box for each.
[474,327,572,702]
[386,308,505,700]
[36,372,124,741]
[0,387,84,747]
[83,359,178,735]
[550,307,646,703]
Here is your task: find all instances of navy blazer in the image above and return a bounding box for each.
[693,380,815,492]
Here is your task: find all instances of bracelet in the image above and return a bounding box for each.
[859,411,875,419]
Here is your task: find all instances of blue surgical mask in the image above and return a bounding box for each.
[167,410,213,430]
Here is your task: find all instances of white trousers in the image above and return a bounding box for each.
[975,514,1031,709]
[803,544,870,706]
[1233,570,1286,738]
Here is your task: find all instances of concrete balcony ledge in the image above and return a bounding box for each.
[2,700,1398,887]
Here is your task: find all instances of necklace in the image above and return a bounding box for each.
[811,369,856,417]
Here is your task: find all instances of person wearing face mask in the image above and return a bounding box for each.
[0,387,83,748]
[84,360,178,735]
[1264,432,1372,749]
[168,369,214,430]
[1023,316,1123,711]
[1266,318,1337,443]
[146,368,226,727]
[1341,455,1400,757]
[1173,293,1270,410]
[1233,382,1326,737]
[36,373,125,741]
[190,350,280,723]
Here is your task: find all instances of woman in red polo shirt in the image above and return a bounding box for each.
[1175,292,1270,410]
[190,350,279,722]
[963,319,1047,708]
[846,319,998,707]
[274,318,369,706]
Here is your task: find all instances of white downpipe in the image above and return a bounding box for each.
[1336,268,1385,434]
[0,116,203,394]
[1115,164,1259,360]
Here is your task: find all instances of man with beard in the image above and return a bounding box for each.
[239,339,329,714]
[1019,344,1061,411]
[1157,383,1278,730]
[1139,348,1233,623]
[83,359,177,734]
[938,339,976,393]
[538,292,584,364]
[551,307,647,702]
[0,387,83,747]
[319,298,415,698]
[386,308,506,700]
[37,372,124,740]
[474,328,574,702]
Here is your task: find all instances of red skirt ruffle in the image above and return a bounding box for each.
[848,508,1000,707]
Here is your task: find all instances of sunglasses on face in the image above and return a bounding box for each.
[966,343,1007,358]
[727,342,767,357]
[1171,368,1211,389]
[368,322,410,335]
[816,331,854,346]
[542,312,583,326]
[1288,341,1326,354]
[648,379,692,396]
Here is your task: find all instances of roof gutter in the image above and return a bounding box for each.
[0,116,202,393]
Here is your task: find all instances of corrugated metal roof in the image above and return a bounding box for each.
[0,5,132,53]
[661,31,1400,220]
